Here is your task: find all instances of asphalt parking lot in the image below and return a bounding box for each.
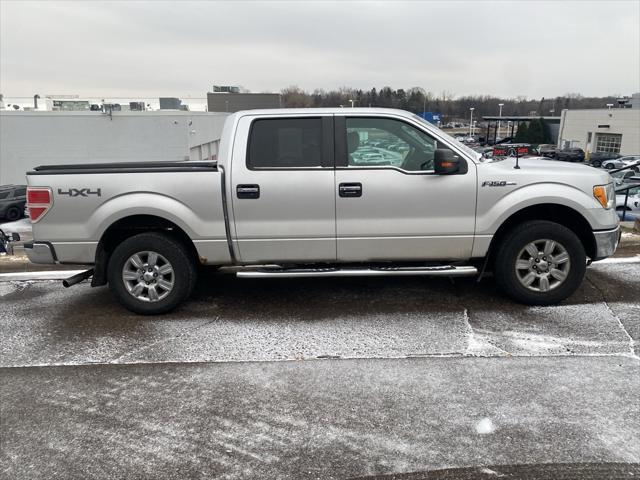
[1,259,640,479]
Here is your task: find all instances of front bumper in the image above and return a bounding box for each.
[24,242,57,264]
[592,226,621,261]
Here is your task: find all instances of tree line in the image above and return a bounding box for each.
[280,86,619,121]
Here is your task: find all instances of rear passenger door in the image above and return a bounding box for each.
[230,115,336,263]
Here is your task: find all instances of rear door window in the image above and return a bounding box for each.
[247,118,329,169]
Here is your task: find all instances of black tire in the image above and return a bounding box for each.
[604,163,614,169]
[591,160,602,168]
[107,232,196,315]
[5,206,21,222]
[493,220,586,305]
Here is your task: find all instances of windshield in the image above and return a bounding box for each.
[411,114,482,161]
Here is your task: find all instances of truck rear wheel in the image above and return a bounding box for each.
[107,232,196,315]
[493,220,586,305]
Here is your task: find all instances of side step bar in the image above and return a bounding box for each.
[236,265,478,279]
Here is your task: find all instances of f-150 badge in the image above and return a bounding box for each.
[482,181,517,187]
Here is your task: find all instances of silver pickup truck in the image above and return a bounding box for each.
[22,108,619,314]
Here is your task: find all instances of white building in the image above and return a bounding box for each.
[0,111,228,185]
[557,105,640,156]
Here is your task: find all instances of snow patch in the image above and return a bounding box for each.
[479,467,504,476]
[475,418,495,435]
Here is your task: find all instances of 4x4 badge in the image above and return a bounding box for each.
[58,188,102,197]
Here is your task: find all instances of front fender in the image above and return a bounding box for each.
[476,182,609,235]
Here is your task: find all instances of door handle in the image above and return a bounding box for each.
[339,182,362,198]
[237,184,260,199]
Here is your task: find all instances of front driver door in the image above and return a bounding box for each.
[335,114,477,261]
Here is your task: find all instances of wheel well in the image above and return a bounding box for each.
[92,215,198,286]
[486,204,596,264]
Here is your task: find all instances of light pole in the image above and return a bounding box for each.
[469,107,474,137]
[414,87,428,118]
[497,103,504,138]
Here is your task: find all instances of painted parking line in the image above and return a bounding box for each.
[0,256,638,282]
[592,255,640,264]
[0,270,86,281]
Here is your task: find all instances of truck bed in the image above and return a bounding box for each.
[26,161,231,266]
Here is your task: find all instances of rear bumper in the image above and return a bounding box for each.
[592,226,621,261]
[24,242,57,264]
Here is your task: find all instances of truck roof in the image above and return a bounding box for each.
[231,107,417,117]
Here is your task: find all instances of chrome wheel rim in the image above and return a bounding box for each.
[122,251,174,302]
[515,239,570,292]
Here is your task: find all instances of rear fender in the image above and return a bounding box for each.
[91,193,202,242]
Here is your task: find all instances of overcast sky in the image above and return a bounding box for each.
[1,0,639,100]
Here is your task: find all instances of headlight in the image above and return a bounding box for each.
[593,183,615,209]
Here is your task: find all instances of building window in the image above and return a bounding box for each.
[595,133,622,154]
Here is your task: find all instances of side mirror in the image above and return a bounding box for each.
[434,149,461,174]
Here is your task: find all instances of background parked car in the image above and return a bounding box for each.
[0,185,27,222]
[554,148,585,162]
[602,155,640,170]
[536,144,556,158]
[611,169,640,186]
[616,185,640,213]
[589,152,620,168]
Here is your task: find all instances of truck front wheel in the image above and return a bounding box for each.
[493,221,586,305]
[107,232,196,315]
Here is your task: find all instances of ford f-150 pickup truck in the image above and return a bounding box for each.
[22,108,620,314]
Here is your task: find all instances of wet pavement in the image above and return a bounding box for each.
[1,262,639,479]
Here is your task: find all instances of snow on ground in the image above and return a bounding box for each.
[0,217,31,234]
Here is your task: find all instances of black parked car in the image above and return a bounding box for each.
[0,185,27,222]
[589,152,620,168]
[555,148,585,162]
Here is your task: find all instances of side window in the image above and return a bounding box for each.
[248,118,324,169]
[0,192,9,200]
[346,118,443,171]
[15,188,26,197]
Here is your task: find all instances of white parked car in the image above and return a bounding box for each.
[616,185,640,213]
[602,155,640,170]
[611,169,639,187]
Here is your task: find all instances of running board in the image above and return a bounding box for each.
[236,265,478,279]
